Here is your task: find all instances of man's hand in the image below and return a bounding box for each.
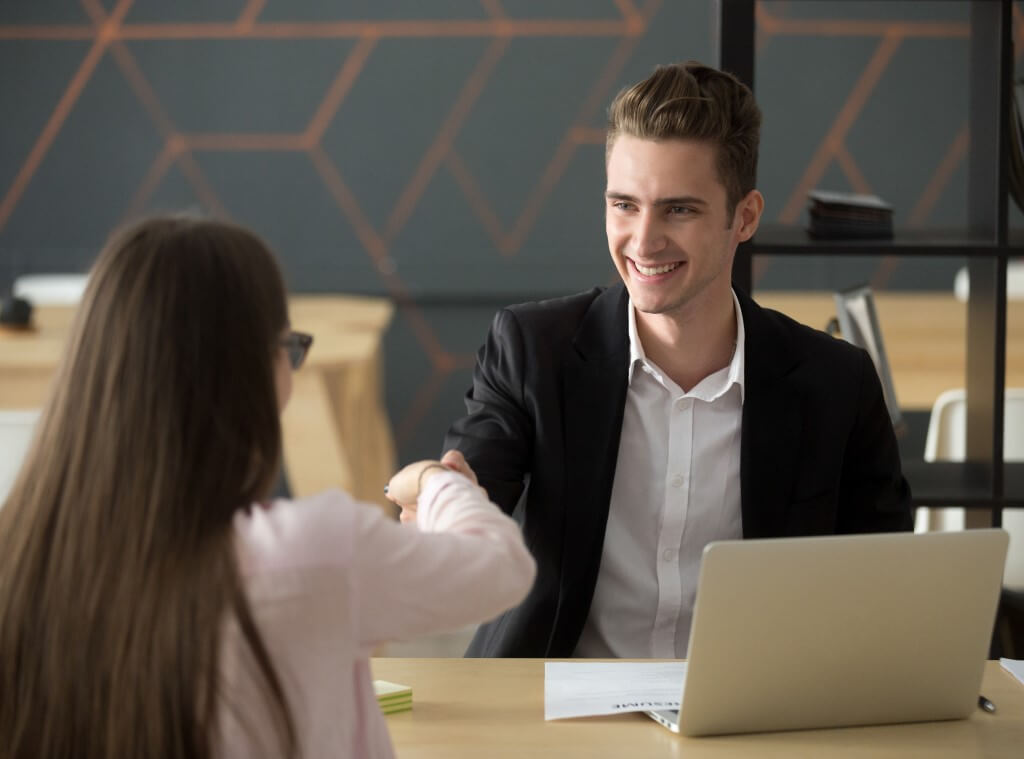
[386,450,478,524]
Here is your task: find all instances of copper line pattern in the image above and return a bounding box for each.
[236,0,266,30]
[614,0,641,23]
[312,147,468,388]
[505,136,593,254]
[304,34,377,147]
[183,134,308,150]
[755,0,773,54]
[309,145,390,268]
[751,255,773,290]
[311,150,452,374]
[379,272,451,364]
[0,25,95,40]
[754,5,967,40]
[613,0,645,34]
[445,149,510,253]
[904,2,1024,227]
[301,151,448,362]
[833,147,883,284]
[307,147,451,362]
[389,295,450,373]
[908,125,969,226]
[778,32,903,224]
[174,151,233,218]
[88,0,232,221]
[105,39,233,220]
[308,152,444,360]
[115,19,633,41]
[574,22,648,126]
[570,126,609,144]
[5,3,979,445]
[443,24,647,258]
[755,0,781,35]
[505,26,651,253]
[78,0,105,26]
[106,41,176,137]
[383,36,509,245]
[479,0,506,19]
[123,139,181,219]
[0,0,133,234]
[868,256,903,291]
[394,362,464,447]
[393,364,450,445]
[833,143,873,196]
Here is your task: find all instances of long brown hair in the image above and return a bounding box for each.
[0,217,297,758]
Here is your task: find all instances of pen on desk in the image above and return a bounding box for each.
[978,695,996,713]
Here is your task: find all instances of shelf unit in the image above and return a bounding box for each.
[719,0,1018,518]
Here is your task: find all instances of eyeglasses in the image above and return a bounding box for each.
[280,331,313,370]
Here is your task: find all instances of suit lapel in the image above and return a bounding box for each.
[549,284,630,653]
[737,289,804,538]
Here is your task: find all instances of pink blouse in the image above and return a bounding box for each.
[217,471,536,758]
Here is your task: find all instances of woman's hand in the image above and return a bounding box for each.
[386,450,478,524]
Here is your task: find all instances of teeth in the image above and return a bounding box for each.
[635,261,681,276]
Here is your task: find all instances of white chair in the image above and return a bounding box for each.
[914,388,1024,591]
[0,410,40,506]
[13,274,88,305]
[953,260,1024,302]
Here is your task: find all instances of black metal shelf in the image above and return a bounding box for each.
[904,461,1024,509]
[747,225,1023,258]
[721,0,1014,521]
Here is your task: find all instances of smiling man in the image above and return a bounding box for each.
[438,61,912,658]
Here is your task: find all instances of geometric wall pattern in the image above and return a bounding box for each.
[2,0,1022,463]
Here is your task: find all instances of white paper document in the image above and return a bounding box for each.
[544,661,688,720]
[1000,658,1024,686]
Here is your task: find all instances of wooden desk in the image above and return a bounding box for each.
[756,293,1024,411]
[0,295,396,511]
[372,658,1024,758]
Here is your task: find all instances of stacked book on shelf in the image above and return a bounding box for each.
[806,189,893,240]
[374,680,413,715]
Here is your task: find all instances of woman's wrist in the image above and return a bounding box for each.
[416,462,449,493]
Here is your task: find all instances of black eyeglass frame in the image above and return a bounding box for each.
[280,331,313,370]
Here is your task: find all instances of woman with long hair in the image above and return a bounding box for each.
[0,216,535,758]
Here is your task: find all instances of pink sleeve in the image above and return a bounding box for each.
[349,471,535,651]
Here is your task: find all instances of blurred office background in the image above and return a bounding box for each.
[1,0,1022,465]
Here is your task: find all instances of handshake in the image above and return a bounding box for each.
[385,449,478,524]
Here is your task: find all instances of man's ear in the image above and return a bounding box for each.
[735,189,764,243]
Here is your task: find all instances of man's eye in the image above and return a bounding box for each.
[668,206,692,215]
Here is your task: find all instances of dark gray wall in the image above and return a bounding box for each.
[2,1,1021,463]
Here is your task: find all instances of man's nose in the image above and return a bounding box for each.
[631,211,667,257]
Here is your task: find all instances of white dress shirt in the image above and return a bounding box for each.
[574,291,745,658]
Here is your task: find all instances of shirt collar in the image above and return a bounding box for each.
[626,290,746,403]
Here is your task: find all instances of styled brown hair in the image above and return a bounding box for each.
[0,217,297,758]
[607,60,761,216]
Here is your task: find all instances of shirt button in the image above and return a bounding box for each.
[671,474,684,488]
[676,398,690,410]
[662,548,677,562]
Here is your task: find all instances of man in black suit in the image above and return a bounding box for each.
[399,61,912,658]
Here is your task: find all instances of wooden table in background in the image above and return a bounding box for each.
[5,292,1023,509]
[756,293,1024,411]
[372,658,1024,758]
[0,295,396,512]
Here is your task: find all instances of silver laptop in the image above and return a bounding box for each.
[646,529,1008,736]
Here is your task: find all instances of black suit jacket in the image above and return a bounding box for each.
[445,284,912,657]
